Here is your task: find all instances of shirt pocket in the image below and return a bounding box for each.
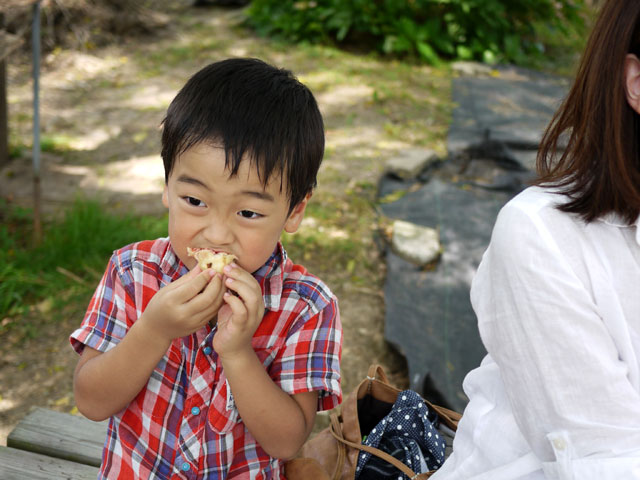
[207,344,278,433]
[208,373,241,433]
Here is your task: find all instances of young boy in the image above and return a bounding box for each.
[70,58,342,479]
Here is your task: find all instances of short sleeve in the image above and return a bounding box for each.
[69,254,136,355]
[270,297,342,411]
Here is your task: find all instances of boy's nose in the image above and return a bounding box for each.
[203,215,234,246]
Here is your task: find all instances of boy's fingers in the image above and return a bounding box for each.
[189,274,224,311]
[173,269,215,299]
[166,264,202,289]
[224,276,263,313]
[222,263,253,283]
[223,291,248,324]
[223,265,258,293]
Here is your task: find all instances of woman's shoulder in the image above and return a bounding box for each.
[502,186,566,218]
[485,186,592,267]
[495,186,582,236]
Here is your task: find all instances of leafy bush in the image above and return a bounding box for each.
[246,0,588,65]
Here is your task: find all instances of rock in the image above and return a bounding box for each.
[390,220,440,267]
[380,177,512,412]
[509,148,539,172]
[385,148,439,180]
[451,61,495,77]
[460,157,535,194]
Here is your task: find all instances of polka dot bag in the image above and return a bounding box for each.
[285,365,461,480]
[355,390,446,479]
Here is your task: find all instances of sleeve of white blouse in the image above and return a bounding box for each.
[472,200,640,480]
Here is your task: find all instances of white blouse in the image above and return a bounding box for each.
[431,186,640,480]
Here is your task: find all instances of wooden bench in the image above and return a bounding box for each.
[3,407,107,479]
[0,447,101,480]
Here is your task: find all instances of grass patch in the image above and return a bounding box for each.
[0,199,167,339]
[40,134,76,154]
[9,134,77,158]
[282,180,381,287]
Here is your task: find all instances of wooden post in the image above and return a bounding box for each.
[32,1,42,244]
[0,11,8,168]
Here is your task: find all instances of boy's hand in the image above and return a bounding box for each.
[139,266,225,344]
[213,263,265,359]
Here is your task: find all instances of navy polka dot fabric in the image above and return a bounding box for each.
[355,390,446,479]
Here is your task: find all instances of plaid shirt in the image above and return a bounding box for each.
[70,237,342,479]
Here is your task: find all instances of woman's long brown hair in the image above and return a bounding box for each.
[536,0,640,225]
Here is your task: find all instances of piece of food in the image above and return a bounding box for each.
[187,247,237,273]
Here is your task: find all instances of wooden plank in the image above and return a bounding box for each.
[7,408,108,467]
[0,446,100,480]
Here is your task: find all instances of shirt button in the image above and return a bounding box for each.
[553,438,567,451]
[191,406,201,416]
[203,346,212,355]
[181,462,190,472]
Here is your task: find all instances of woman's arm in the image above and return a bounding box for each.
[473,198,640,476]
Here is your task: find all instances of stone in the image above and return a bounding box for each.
[390,220,440,267]
[385,148,439,180]
[510,148,539,172]
[451,61,494,77]
[460,157,536,194]
[380,177,513,412]
[379,63,570,412]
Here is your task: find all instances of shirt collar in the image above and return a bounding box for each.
[159,238,186,286]
[159,238,287,311]
[253,243,287,311]
[597,212,640,245]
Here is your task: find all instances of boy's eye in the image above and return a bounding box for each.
[238,210,261,219]
[185,196,205,207]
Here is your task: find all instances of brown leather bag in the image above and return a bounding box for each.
[285,364,461,480]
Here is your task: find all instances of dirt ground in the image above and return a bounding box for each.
[0,5,439,445]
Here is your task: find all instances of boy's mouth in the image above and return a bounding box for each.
[187,247,237,273]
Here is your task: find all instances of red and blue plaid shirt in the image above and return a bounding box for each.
[70,237,342,479]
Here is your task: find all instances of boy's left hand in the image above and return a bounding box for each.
[213,263,264,358]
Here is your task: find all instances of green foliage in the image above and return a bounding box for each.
[40,134,75,153]
[246,0,588,65]
[0,198,167,321]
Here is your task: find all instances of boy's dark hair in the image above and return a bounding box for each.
[535,0,640,225]
[161,58,324,211]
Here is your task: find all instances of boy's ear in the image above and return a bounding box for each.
[625,54,640,114]
[284,193,312,234]
[162,185,169,208]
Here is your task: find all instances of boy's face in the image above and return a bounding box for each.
[162,143,309,273]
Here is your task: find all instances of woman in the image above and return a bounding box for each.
[433,1,640,478]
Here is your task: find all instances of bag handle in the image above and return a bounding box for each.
[329,413,420,479]
[330,414,346,480]
[367,364,391,385]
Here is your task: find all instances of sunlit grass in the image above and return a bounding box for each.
[0,198,167,339]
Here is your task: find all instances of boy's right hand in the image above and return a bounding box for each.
[138,267,225,343]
